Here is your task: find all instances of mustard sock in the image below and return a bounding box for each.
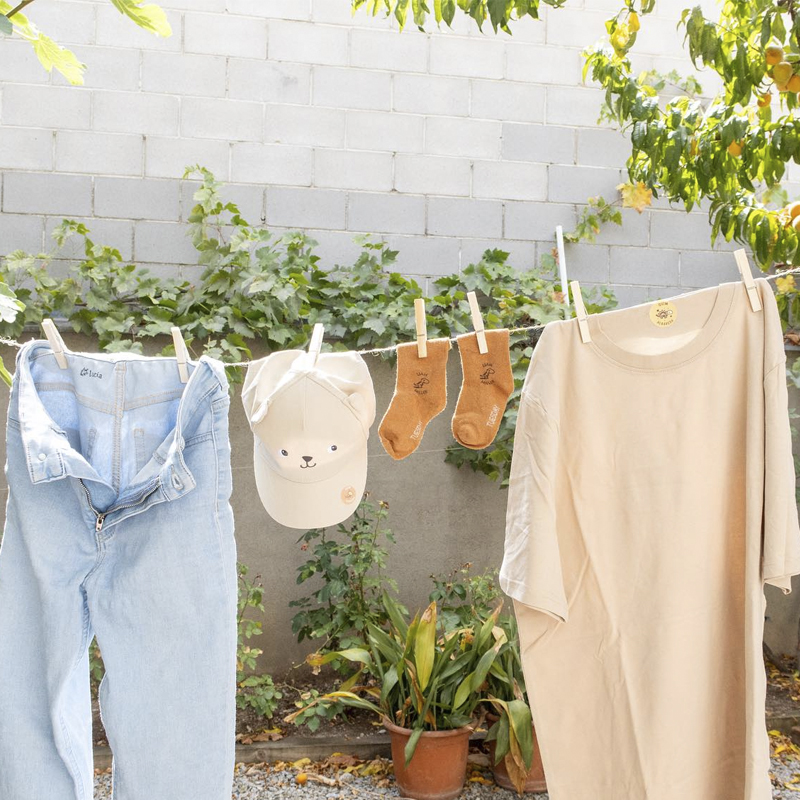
[451,329,513,450]
[378,338,450,460]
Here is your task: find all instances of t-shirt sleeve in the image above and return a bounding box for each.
[761,280,800,593]
[499,391,568,622]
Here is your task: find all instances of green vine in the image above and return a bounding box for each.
[0,167,617,485]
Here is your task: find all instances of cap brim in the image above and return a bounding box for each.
[253,440,367,529]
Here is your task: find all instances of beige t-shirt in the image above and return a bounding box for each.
[500,278,800,800]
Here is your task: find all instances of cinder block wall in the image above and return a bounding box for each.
[2,0,799,667]
[0,0,752,308]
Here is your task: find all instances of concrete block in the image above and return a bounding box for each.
[231,143,313,185]
[2,172,92,217]
[347,192,426,235]
[311,0,394,27]
[504,200,576,241]
[393,74,469,117]
[145,136,230,180]
[611,284,683,308]
[134,220,198,264]
[429,35,504,79]
[95,177,180,221]
[346,111,423,153]
[142,52,227,97]
[269,20,348,65]
[651,210,725,251]
[0,128,53,171]
[185,12,267,58]
[609,246,679,286]
[96,4,181,50]
[27,0,95,45]
[266,186,346,230]
[94,91,179,136]
[350,28,428,73]
[472,160,547,201]
[471,80,545,123]
[545,7,609,48]
[593,208,649,247]
[0,214,44,254]
[562,242,610,283]
[228,0,311,18]
[425,117,501,159]
[577,127,632,168]
[265,105,346,147]
[679,249,740,288]
[502,122,575,164]
[56,131,143,176]
[58,46,141,91]
[505,42,582,85]
[161,0,227,10]
[313,67,392,110]
[0,38,50,84]
[394,154,471,196]
[1,85,90,130]
[314,149,393,191]
[181,98,262,141]
[546,85,606,127]
[228,60,311,105]
[548,165,623,203]
[386,233,461,276]
[427,197,503,238]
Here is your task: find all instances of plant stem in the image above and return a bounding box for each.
[6,0,36,18]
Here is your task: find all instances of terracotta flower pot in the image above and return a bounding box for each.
[383,717,472,800]
[485,716,547,794]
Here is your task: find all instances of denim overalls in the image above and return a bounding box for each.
[0,341,237,800]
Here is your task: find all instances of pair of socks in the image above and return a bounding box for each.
[378,329,513,460]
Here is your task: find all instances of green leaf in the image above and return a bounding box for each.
[109,0,172,36]
[30,35,86,85]
[404,726,424,767]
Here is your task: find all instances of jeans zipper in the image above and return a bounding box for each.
[80,479,161,533]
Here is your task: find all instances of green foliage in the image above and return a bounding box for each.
[581,0,800,267]
[237,563,283,718]
[350,0,566,33]
[286,689,348,732]
[429,563,503,631]
[89,638,105,698]
[0,167,618,484]
[292,593,510,765]
[1,0,169,85]
[290,495,405,660]
[564,195,624,243]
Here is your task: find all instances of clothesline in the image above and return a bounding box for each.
[2,266,798,362]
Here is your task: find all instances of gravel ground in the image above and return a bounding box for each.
[91,757,800,799]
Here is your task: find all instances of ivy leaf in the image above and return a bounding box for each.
[109,0,172,36]
[30,35,86,85]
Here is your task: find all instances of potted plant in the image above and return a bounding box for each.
[483,612,546,794]
[290,592,505,800]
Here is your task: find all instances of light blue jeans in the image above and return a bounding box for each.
[0,341,237,800]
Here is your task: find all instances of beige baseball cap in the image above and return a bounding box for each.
[241,348,376,529]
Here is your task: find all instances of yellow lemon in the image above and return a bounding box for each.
[787,201,800,219]
[758,92,772,107]
[727,140,743,157]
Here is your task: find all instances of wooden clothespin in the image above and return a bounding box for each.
[414,298,427,358]
[171,327,190,383]
[555,225,570,309]
[734,249,762,312]
[466,291,488,354]
[308,323,324,365]
[41,319,68,369]
[569,281,592,343]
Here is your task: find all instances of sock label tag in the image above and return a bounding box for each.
[479,362,496,384]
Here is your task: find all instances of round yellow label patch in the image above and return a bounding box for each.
[341,486,357,504]
[649,300,678,328]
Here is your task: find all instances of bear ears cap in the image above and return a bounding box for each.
[241,349,376,529]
